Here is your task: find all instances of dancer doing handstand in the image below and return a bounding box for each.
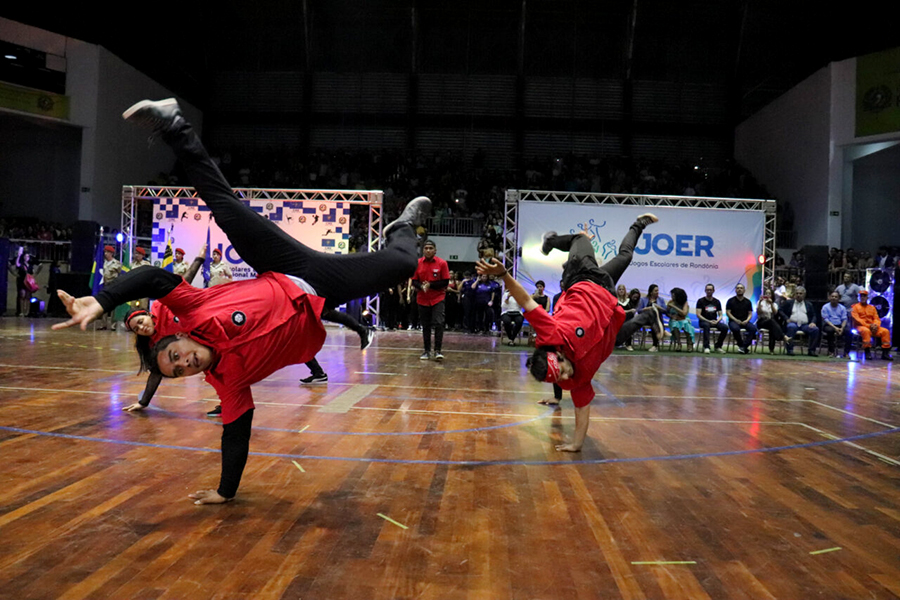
[54,98,427,504]
[476,214,659,452]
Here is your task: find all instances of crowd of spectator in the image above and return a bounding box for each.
[777,245,900,287]
[0,218,72,241]
[197,147,778,254]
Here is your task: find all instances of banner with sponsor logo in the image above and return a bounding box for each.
[857,46,900,138]
[151,197,352,285]
[516,203,764,308]
[0,81,69,120]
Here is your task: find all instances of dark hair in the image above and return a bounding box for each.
[423,239,436,248]
[647,284,658,296]
[670,287,687,305]
[149,335,180,378]
[535,280,545,288]
[526,346,555,382]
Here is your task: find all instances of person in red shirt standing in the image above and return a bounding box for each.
[477,213,659,452]
[414,239,450,361]
[52,98,427,505]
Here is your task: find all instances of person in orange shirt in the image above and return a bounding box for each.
[850,290,893,361]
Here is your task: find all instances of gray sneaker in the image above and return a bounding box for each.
[419,352,431,360]
[635,213,659,228]
[384,196,432,238]
[122,98,183,134]
[540,231,558,256]
[434,352,444,362]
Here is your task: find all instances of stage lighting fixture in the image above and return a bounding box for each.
[116,233,124,243]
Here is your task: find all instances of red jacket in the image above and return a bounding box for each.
[158,272,326,423]
[414,255,450,306]
[524,281,625,407]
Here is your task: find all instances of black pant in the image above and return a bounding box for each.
[728,320,759,349]
[380,290,399,329]
[543,220,643,295]
[823,322,852,354]
[501,312,524,341]
[615,309,659,346]
[544,220,649,344]
[699,320,728,349]
[305,358,326,377]
[418,301,445,353]
[757,317,786,351]
[473,302,492,332]
[162,120,418,307]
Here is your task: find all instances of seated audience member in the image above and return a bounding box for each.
[834,272,861,310]
[851,290,893,361]
[666,287,695,352]
[780,286,820,356]
[821,291,852,359]
[695,283,728,354]
[532,280,549,311]
[726,283,758,354]
[756,289,790,354]
[620,288,642,351]
[500,288,524,345]
[637,284,666,352]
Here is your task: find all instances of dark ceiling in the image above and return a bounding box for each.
[3,0,899,122]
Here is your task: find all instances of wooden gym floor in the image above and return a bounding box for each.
[0,318,899,600]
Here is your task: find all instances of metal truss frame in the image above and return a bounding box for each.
[504,189,777,283]
[122,186,384,321]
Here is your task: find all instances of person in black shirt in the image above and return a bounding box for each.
[532,280,550,311]
[725,283,758,354]
[695,284,728,353]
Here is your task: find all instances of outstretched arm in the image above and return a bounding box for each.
[53,267,183,330]
[183,245,207,284]
[475,258,539,312]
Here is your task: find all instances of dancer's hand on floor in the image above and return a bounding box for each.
[555,442,582,452]
[122,403,146,412]
[189,489,232,505]
[52,291,105,330]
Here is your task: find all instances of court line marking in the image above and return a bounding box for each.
[0,364,132,374]
[796,423,900,467]
[318,384,379,414]
[147,406,557,436]
[354,372,400,375]
[5,387,893,461]
[802,399,897,429]
[2,424,898,467]
[291,460,305,473]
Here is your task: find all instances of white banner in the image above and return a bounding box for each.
[150,197,352,285]
[516,203,765,306]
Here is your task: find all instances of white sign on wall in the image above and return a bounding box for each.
[151,197,352,285]
[516,203,765,304]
